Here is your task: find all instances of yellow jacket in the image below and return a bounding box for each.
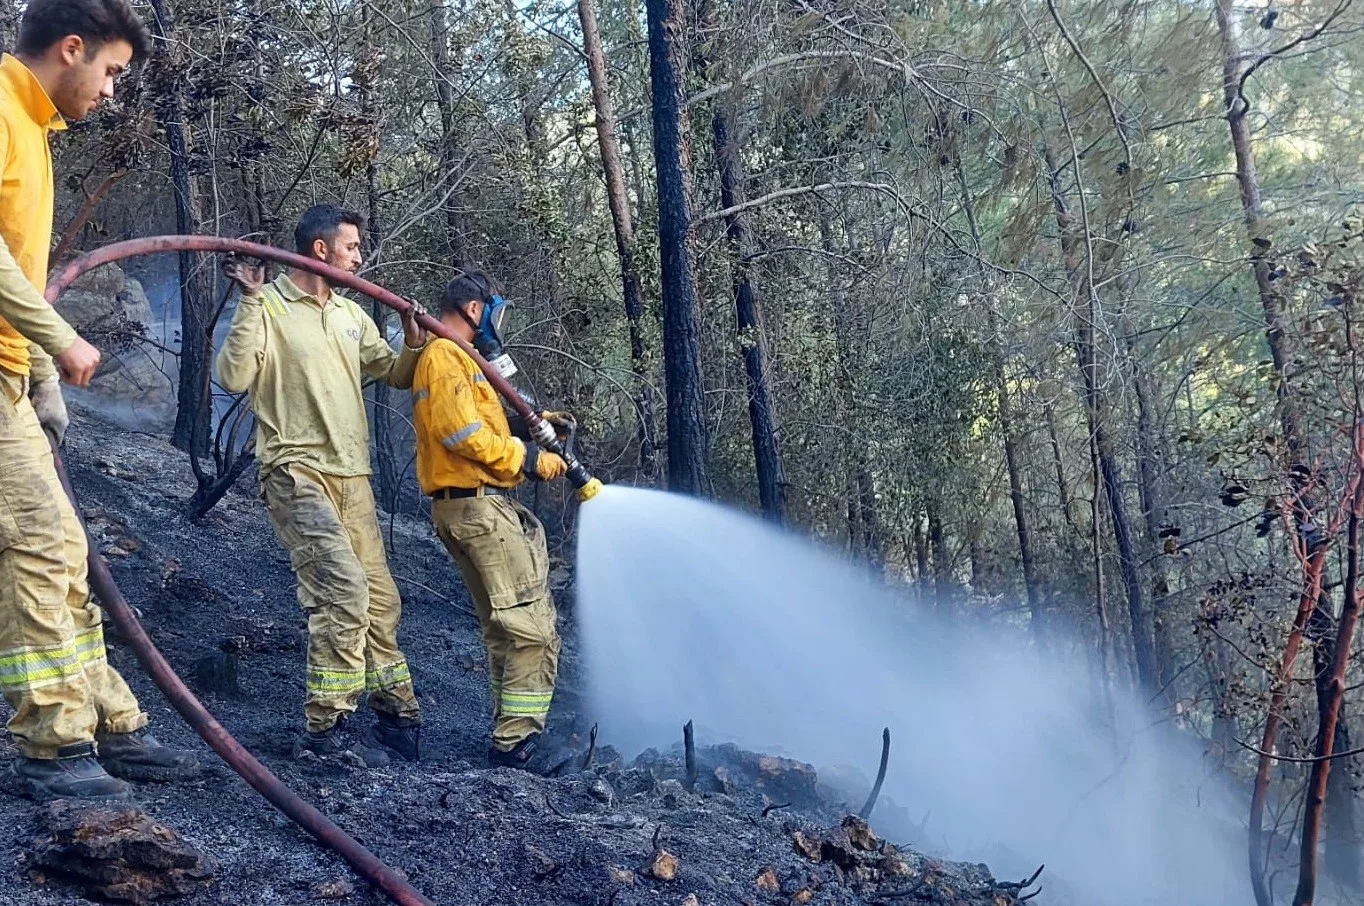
[0,54,78,379]
[215,274,424,478]
[412,338,528,493]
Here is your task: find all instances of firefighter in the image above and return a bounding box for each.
[0,0,200,801]
[412,272,571,773]
[216,205,426,766]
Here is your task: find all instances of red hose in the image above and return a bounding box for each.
[47,235,540,420]
[36,236,551,906]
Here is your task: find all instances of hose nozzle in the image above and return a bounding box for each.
[577,477,604,503]
[530,411,605,504]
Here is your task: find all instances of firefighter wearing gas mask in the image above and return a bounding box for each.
[411,272,571,773]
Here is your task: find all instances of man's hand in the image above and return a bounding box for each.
[401,300,427,348]
[542,410,575,429]
[30,375,69,444]
[542,410,575,443]
[221,255,264,297]
[535,451,569,481]
[53,336,100,387]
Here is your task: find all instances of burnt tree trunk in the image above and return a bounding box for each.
[1128,329,1178,704]
[1088,426,1115,712]
[151,0,211,459]
[711,108,786,522]
[911,519,929,592]
[357,17,399,513]
[645,0,708,494]
[577,0,658,478]
[928,501,953,608]
[1045,146,1155,696]
[1044,401,1082,538]
[430,1,471,269]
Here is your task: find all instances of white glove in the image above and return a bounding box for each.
[30,375,70,445]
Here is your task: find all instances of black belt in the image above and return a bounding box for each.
[431,486,500,500]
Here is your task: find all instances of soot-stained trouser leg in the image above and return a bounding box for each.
[434,516,507,723]
[264,464,372,733]
[337,475,419,723]
[433,495,559,751]
[0,371,146,759]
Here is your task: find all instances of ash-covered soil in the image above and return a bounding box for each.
[1,406,1039,906]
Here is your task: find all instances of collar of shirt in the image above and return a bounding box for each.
[277,273,351,310]
[0,55,66,132]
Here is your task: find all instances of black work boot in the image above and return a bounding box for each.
[13,743,133,801]
[371,713,421,763]
[96,727,201,782]
[293,716,390,768]
[488,733,577,777]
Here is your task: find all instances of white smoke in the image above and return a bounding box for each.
[577,486,1253,906]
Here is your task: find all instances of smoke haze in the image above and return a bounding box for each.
[577,486,1251,905]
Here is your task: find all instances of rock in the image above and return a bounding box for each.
[55,264,173,408]
[28,801,215,904]
[607,866,637,886]
[681,895,701,906]
[646,850,680,882]
[792,830,822,862]
[791,889,814,904]
[709,744,820,806]
[756,868,780,892]
[881,845,915,878]
[524,844,558,879]
[311,879,354,899]
[658,777,686,807]
[842,815,879,852]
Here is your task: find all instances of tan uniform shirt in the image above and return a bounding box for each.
[215,274,423,477]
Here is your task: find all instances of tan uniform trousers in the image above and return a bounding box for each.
[432,493,559,751]
[262,464,420,733]
[0,370,146,759]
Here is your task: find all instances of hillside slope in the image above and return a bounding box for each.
[0,406,1037,906]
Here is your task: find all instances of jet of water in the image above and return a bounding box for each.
[577,486,1251,906]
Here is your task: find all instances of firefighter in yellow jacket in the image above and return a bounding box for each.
[412,272,570,772]
[216,205,426,765]
[0,0,200,801]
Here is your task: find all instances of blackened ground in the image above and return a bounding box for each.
[0,406,1034,906]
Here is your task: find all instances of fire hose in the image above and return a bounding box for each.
[40,235,607,906]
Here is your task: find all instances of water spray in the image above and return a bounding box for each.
[46,235,606,503]
[40,233,610,906]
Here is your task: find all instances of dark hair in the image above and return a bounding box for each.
[294,204,365,257]
[17,0,152,62]
[441,271,503,316]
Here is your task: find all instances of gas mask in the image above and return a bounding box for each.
[463,292,518,379]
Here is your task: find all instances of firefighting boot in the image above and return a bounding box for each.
[487,733,577,777]
[13,744,133,801]
[293,716,390,768]
[96,728,202,782]
[370,712,421,763]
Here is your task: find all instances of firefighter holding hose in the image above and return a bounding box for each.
[412,272,573,773]
[216,205,427,766]
[0,0,202,800]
